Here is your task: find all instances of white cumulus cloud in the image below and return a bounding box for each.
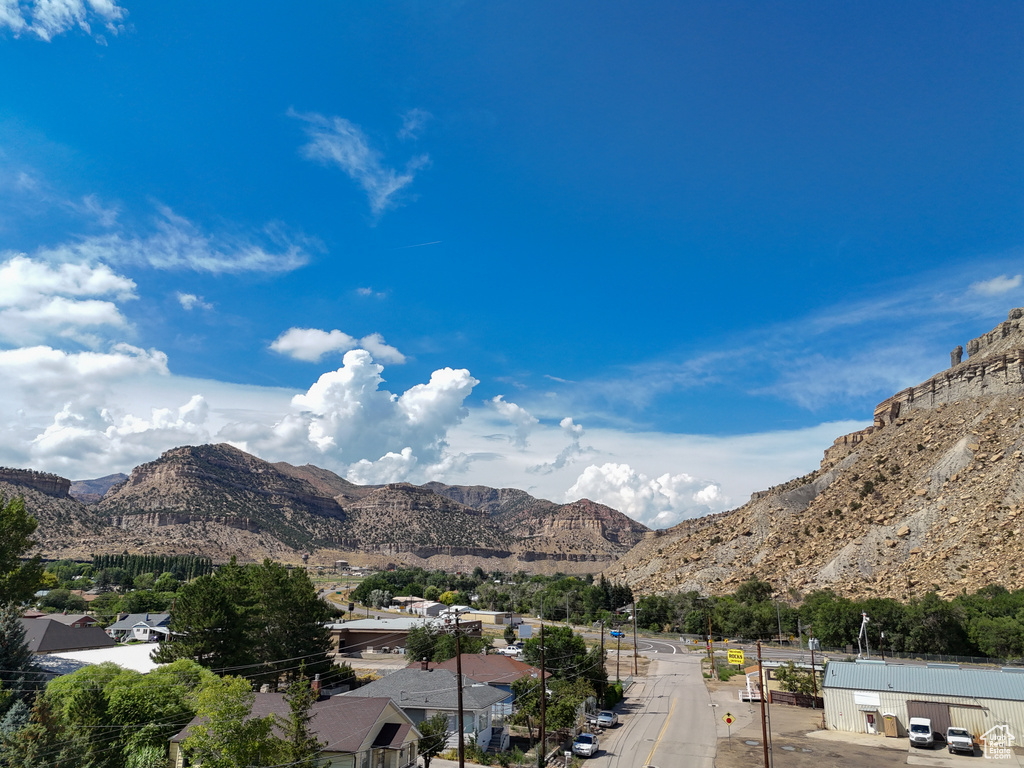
[566,462,725,528]
[0,255,136,346]
[490,395,539,449]
[290,109,429,216]
[176,292,212,311]
[270,327,405,365]
[226,350,477,480]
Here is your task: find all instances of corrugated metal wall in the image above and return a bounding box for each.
[824,688,1024,741]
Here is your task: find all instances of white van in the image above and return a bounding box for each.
[909,717,933,748]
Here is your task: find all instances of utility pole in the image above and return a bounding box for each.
[809,629,818,710]
[757,641,770,768]
[707,605,716,680]
[455,613,465,768]
[539,623,546,768]
[615,633,621,683]
[632,604,638,676]
[775,598,783,645]
[599,620,606,704]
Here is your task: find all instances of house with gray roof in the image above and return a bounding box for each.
[106,612,171,642]
[342,666,510,751]
[170,693,420,768]
[19,618,116,654]
[823,660,1024,741]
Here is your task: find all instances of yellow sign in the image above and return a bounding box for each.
[723,712,735,724]
[727,649,744,665]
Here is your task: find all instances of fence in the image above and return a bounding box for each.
[768,690,823,708]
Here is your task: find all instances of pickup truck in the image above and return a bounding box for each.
[946,727,974,755]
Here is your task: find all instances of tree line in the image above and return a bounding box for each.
[90,553,214,582]
[636,579,1024,660]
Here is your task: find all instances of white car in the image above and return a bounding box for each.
[572,733,599,758]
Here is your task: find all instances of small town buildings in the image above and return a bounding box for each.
[463,610,520,626]
[328,617,482,655]
[170,694,420,768]
[409,600,446,617]
[106,612,171,642]
[343,666,510,752]
[19,617,116,654]
[823,660,1024,740]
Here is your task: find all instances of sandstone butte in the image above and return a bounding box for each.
[605,307,1024,601]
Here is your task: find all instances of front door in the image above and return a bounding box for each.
[865,712,877,735]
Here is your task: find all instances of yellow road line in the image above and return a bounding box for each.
[643,697,676,766]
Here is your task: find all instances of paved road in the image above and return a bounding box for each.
[592,654,715,768]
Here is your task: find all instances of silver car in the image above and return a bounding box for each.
[572,733,599,758]
[596,711,618,728]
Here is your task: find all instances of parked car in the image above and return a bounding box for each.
[609,630,625,638]
[909,717,934,749]
[572,733,599,758]
[946,727,973,755]
[596,711,618,728]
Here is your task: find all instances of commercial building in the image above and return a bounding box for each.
[823,660,1024,740]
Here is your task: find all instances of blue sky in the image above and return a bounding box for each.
[1,2,1022,528]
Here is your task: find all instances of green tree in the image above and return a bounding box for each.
[438,590,459,606]
[181,676,278,768]
[775,661,818,695]
[274,676,323,768]
[418,712,450,768]
[0,497,43,605]
[0,602,43,718]
[523,626,587,680]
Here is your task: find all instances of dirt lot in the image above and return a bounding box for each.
[706,678,909,768]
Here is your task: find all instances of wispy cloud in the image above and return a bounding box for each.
[290,109,430,216]
[39,205,312,274]
[398,109,432,141]
[970,274,1022,296]
[0,0,127,42]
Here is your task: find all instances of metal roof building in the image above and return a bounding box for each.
[823,660,1024,745]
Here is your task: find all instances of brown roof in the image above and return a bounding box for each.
[172,694,415,754]
[411,653,548,685]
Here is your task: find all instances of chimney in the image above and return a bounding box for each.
[421,657,429,671]
[312,673,322,698]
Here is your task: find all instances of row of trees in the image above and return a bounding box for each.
[90,553,214,582]
[636,579,1024,659]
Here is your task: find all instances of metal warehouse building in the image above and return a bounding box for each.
[823,660,1024,741]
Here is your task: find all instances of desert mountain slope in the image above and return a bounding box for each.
[5,445,647,570]
[606,308,1024,599]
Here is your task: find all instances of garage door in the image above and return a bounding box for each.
[907,701,951,737]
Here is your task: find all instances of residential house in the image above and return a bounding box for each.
[328,617,481,655]
[106,613,171,642]
[170,694,420,768]
[343,666,510,752]
[411,653,548,719]
[19,617,116,654]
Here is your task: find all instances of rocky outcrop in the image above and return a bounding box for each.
[874,308,1024,427]
[606,309,1024,600]
[0,468,71,499]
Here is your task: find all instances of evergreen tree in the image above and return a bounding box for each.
[0,603,43,718]
[274,676,323,768]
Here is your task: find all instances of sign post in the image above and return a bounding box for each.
[723,712,735,742]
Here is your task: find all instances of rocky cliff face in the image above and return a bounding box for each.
[0,468,71,499]
[606,308,1024,600]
